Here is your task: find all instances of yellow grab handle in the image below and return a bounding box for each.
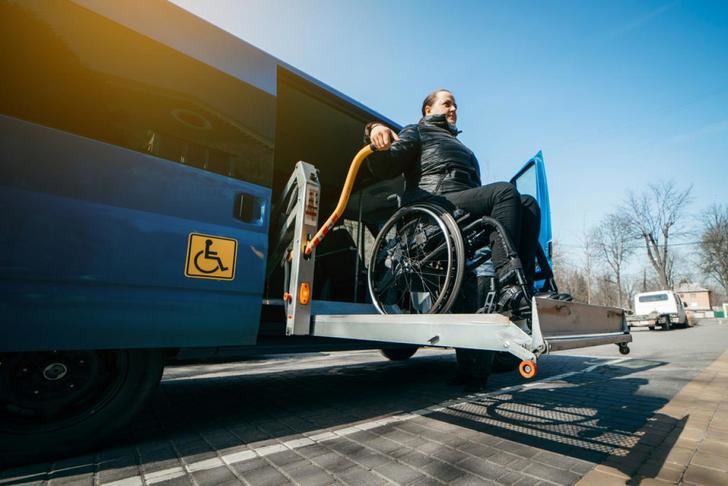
[303,144,375,257]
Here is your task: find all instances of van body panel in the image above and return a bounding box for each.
[1,117,269,351]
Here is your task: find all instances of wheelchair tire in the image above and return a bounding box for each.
[418,202,466,313]
[368,204,464,314]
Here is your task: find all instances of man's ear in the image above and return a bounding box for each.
[424,105,431,116]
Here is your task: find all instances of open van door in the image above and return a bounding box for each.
[510,151,553,290]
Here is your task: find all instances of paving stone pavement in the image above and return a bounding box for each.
[577,348,728,485]
[1,319,727,485]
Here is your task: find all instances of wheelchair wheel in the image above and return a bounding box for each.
[368,204,465,314]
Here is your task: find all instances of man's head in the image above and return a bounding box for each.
[421,89,457,125]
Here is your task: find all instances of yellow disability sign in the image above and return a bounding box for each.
[185,233,237,280]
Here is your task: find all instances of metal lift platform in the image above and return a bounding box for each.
[274,156,632,378]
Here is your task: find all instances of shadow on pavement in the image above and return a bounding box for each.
[0,353,674,484]
[427,358,683,478]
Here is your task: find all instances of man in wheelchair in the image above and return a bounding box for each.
[366,89,565,313]
[365,89,569,390]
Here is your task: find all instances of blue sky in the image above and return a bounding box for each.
[174,0,727,265]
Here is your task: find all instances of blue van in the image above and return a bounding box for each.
[0,0,553,463]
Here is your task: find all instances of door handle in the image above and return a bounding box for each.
[234,192,262,223]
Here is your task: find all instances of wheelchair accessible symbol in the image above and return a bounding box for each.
[185,233,237,280]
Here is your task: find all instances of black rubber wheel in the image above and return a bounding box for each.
[455,349,494,383]
[368,204,465,314]
[648,325,655,331]
[663,318,672,331]
[0,348,164,467]
[380,347,418,361]
[491,351,521,373]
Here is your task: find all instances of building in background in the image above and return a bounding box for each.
[676,283,713,318]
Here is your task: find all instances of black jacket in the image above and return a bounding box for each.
[367,114,481,196]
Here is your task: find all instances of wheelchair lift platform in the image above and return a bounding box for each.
[312,298,631,363]
[275,160,632,377]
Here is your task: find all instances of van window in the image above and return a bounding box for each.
[638,294,669,303]
[1,1,275,187]
[512,161,537,199]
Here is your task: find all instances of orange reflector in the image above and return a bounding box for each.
[299,282,311,305]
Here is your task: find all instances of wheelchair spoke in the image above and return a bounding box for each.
[405,216,447,312]
[418,259,452,280]
[412,268,437,296]
[373,269,397,295]
[417,241,448,266]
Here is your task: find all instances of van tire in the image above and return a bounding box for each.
[492,352,520,372]
[663,318,672,331]
[380,347,418,361]
[648,325,656,330]
[0,348,164,467]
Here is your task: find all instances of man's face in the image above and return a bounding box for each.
[426,91,458,125]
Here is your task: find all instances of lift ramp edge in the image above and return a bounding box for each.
[534,297,630,338]
[311,313,537,361]
[535,297,632,353]
[308,298,633,360]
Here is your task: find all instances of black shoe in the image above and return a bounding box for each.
[497,285,531,315]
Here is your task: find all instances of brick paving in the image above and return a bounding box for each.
[577,348,728,485]
[1,320,727,485]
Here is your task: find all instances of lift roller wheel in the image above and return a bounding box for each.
[618,343,630,355]
[518,360,538,379]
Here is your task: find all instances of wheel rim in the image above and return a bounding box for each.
[369,205,460,314]
[0,350,128,433]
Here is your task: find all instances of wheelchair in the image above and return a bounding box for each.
[367,200,558,316]
[295,143,560,318]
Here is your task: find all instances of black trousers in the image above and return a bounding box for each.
[442,182,541,285]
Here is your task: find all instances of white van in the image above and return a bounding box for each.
[628,290,689,330]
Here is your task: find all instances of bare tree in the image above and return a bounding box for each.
[699,204,728,295]
[590,213,635,308]
[582,227,596,304]
[623,181,692,289]
[594,273,618,307]
[623,275,639,310]
[551,241,590,303]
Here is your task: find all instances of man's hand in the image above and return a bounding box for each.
[370,124,400,151]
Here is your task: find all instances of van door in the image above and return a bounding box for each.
[1,1,275,351]
[510,151,553,289]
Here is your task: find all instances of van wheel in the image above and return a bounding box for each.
[492,352,520,372]
[663,319,672,331]
[380,347,418,361]
[648,325,655,331]
[0,349,164,467]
